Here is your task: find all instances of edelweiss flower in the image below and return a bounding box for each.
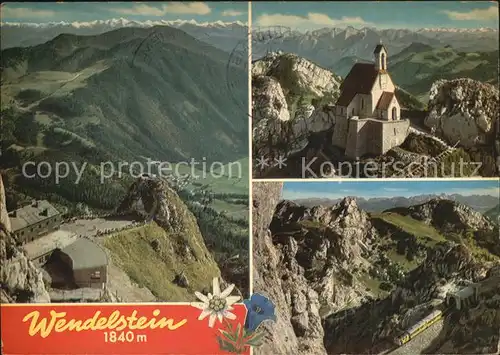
[191,277,241,328]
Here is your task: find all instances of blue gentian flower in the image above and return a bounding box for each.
[243,293,277,332]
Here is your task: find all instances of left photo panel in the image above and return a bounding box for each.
[0,2,250,304]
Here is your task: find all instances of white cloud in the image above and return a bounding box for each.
[442,5,498,21]
[382,187,410,192]
[254,12,371,30]
[1,6,56,19]
[282,190,346,201]
[112,2,211,17]
[222,10,243,17]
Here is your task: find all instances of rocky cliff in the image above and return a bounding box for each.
[253,182,328,355]
[425,78,498,148]
[0,174,50,303]
[252,52,341,99]
[253,189,387,355]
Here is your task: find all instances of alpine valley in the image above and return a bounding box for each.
[1,20,249,303]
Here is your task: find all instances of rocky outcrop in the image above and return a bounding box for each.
[252,53,341,177]
[273,197,378,269]
[388,198,496,233]
[252,75,301,165]
[252,52,341,98]
[424,78,499,148]
[252,90,337,177]
[253,75,290,123]
[117,175,183,231]
[0,174,50,303]
[254,192,386,355]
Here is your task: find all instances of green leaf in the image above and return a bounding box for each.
[218,339,239,353]
[226,320,234,333]
[242,327,250,337]
[236,323,242,339]
[246,331,265,347]
[220,329,238,343]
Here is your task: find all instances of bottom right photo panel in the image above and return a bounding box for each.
[252,180,499,355]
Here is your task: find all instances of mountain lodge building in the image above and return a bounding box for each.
[331,44,410,160]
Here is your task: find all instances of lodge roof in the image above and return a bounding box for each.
[9,200,60,232]
[61,238,108,270]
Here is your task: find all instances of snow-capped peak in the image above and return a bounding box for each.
[0,18,248,29]
[417,27,497,33]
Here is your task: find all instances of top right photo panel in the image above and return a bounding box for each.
[251,1,499,179]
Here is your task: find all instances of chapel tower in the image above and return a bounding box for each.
[374,43,388,71]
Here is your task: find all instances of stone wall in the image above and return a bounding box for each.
[332,115,410,159]
[332,115,350,149]
[381,119,411,154]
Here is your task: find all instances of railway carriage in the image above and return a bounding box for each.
[394,310,443,346]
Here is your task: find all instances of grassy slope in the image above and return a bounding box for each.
[103,222,220,301]
[373,212,446,246]
[362,212,446,294]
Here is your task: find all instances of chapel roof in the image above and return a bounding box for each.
[376,91,395,110]
[335,63,379,107]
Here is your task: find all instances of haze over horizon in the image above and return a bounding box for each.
[283,181,500,200]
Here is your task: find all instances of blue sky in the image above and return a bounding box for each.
[253,1,499,30]
[282,180,500,200]
[0,2,248,23]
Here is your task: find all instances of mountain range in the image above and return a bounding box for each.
[1,19,248,54]
[252,25,498,61]
[1,25,247,165]
[250,25,498,100]
[1,24,248,219]
[292,194,499,213]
